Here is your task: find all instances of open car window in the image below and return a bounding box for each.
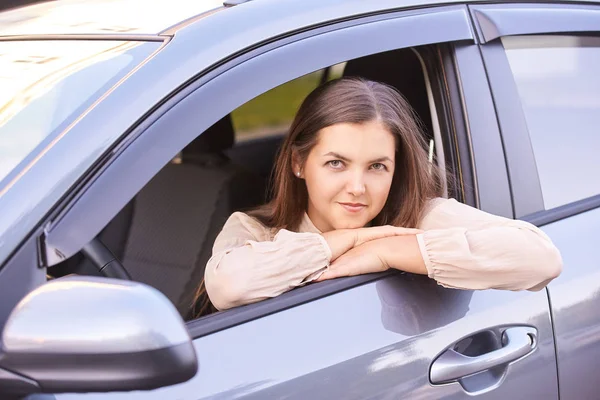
[40,5,474,333]
[47,45,450,326]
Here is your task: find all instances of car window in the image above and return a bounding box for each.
[231,63,346,141]
[502,35,600,209]
[46,45,448,321]
[0,39,160,187]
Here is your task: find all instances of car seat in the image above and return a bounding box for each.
[93,115,265,316]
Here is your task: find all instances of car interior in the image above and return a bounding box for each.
[48,46,450,321]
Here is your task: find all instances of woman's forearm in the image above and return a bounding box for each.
[415,226,562,291]
[413,198,562,291]
[377,226,561,291]
[205,229,331,310]
[376,235,428,275]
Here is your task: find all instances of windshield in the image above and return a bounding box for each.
[0,39,161,187]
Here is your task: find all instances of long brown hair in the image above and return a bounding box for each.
[191,77,445,319]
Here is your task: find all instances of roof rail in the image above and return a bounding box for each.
[223,0,253,6]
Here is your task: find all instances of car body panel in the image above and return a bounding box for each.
[541,208,600,399]
[0,231,46,334]
[51,274,557,399]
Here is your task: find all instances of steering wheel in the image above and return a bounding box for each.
[81,237,132,280]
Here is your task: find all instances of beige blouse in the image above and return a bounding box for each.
[204,198,563,310]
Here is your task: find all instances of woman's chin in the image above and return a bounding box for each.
[332,217,370,230]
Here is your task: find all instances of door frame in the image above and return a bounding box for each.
[470,2,600,223]
[33,5,488,337]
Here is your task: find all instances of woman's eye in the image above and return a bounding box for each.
[327,160,343,169]
[371,163,387,171]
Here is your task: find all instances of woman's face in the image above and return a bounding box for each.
[299,120,396,232]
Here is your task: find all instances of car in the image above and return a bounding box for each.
[0,0,598,398]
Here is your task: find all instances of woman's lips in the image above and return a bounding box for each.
[339,202,367,213]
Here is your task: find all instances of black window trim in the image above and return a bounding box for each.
[0,229,46,333]
[40,5,476,337]
[523,194,600,227]
[471,2,600,222]
[420,44,476,208]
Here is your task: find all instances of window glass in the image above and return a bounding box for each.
[232,62,346,141]
[503,35,600,209]
[0,40,160,187]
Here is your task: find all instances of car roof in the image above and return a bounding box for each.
[0,0,224,36]
[3,0,598,38]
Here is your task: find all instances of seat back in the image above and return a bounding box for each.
[99,115,265,316]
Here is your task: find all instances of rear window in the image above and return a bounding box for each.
[0,39,160,186]
[503,35,600,209]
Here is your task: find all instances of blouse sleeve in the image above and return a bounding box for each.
[204,212,332,310]
[415,198,562,291]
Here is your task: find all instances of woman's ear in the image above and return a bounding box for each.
[291,150,303,178]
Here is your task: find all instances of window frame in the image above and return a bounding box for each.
[43,5,476,263]
[471,3,600,224]
[39,5,481,337]
[453,42,514,218]
[191,41,507,338]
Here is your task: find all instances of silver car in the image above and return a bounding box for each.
[0,0,598,399]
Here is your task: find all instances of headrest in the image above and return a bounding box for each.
[343,49,411,89]
[182,115,235,160]
[343,49,432,134]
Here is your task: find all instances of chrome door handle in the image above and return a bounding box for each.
[430,327,537,384]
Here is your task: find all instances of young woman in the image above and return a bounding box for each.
[192,77,562,317]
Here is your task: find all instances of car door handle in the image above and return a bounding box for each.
[430,327,537,384]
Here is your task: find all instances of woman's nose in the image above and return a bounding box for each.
[346,171,366,196]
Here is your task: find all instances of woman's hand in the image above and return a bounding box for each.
[316,240,389,281]
[322,226,422,260]
[317,235,427,281]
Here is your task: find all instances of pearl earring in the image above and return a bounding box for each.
[296,172,300,177]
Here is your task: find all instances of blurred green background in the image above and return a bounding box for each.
[232,64,344,139]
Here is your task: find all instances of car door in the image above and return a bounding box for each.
[17,3,557,400]
[471,3,600,399]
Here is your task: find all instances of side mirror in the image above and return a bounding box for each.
[0,276,197,398]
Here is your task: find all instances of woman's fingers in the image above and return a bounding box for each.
[390,226,424,235]
[324,226,423,261]
[316,243,389,282]
[317,257,355,281]
[355,225,423,246]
